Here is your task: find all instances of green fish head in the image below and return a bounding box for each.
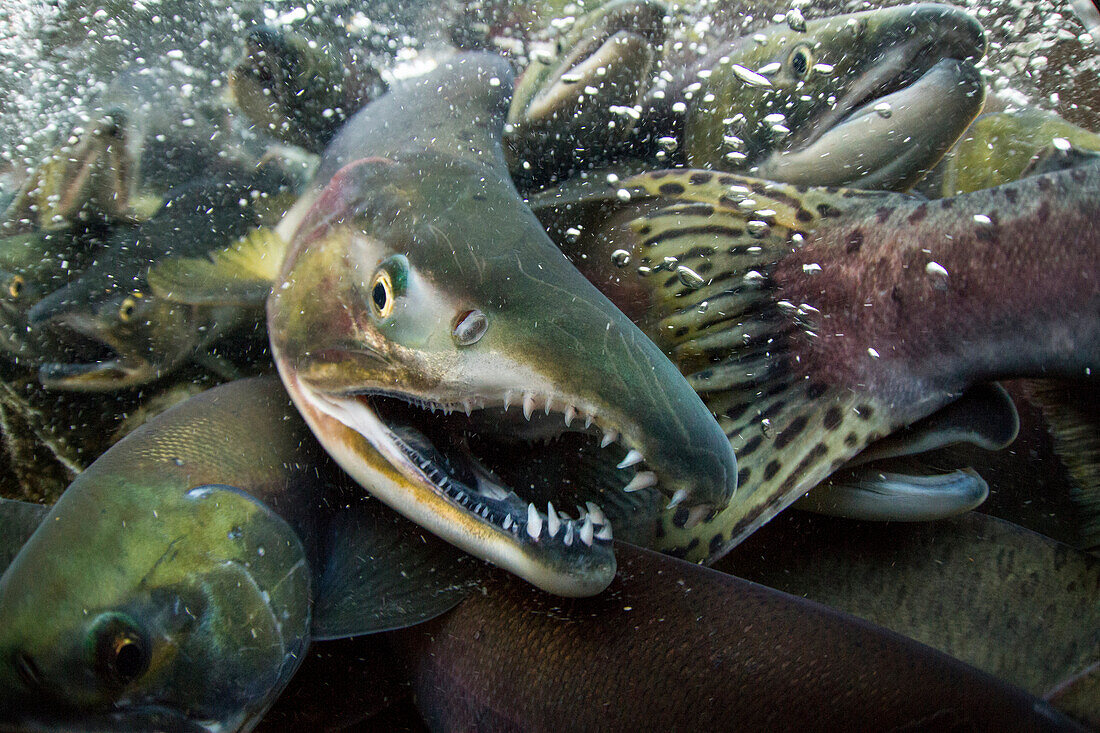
[686,3,986,188]
[269,153,737,596]
[0,482,310,732]
[30,285,216,391]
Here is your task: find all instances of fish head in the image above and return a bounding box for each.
[0,481,310,733]
[229,25,349,151]
[28,275,236,391]
[687,3,986,187]
[505,0,668,181]
[269,155,737,596]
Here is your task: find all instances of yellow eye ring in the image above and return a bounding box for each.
[788,44,813,79]
[370,269,395,319]
[119,297,138,322]
[8,275,24,299]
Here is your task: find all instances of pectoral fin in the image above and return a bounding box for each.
[311,494,487,640]
[147,226,287,306]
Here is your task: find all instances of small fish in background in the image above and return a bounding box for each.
[26,165,294,391]
[0,377,481,732]
[531,157,1099,561]
[0,221,116,367]
[230,25,388,154]
[1,110,135,235]
[390,541,1085,732]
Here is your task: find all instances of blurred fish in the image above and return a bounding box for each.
[0,221,114,366]
[230,25,388,154]
[717,510,1100,716]
[667,4,987,190]
[941,108,1100,197]
[26,169,293,390]
[2,110,135,234]
[530,161,1099,561]
[0,377,481,732]
[392,541,1083,731]
[265,52,736,597]
[505,0,669,188]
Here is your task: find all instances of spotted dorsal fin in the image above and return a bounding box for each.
[147,226,287,306]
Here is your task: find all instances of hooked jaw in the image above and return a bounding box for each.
[278,357,699,596]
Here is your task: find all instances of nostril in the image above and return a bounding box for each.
[13,652,42,690]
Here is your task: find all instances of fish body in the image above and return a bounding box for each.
[0,377,479,732]
[26,170,292,390]
[719,510,1100,708]
[394,541,1083,732]
[941,108,1100,196]
[531,161,1099,561]
[268,52,737,596]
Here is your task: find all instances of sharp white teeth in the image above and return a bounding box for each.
[546,502,561,537]
[564,405,576,427]
[527,503,542,540]
[585,501,607,526]
[584,414,593,429]
[463,401,472,416]
[600,428,618,448]
[595,523,613,541]
[667,488,689,508]
[623,470,658,493]
[564,521,574,546]
[503,515,513,530]
[580,515,594,546]
[504,391,513,411]
[685,504,712,529]
[523,393,535,420]
[617,449,643,469]
[544,396,552,415]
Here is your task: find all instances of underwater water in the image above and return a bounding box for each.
[0,0,1097,730]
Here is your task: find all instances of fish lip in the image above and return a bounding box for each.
[288,370,654,595]
[783,6,985,155]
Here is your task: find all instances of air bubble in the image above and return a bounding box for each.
[611,249,631,267]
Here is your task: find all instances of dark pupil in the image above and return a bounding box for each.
[792,51,808,77]
[372,280,388,311]
[113,639,146,682]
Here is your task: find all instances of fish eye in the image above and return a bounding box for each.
[788,44,813,79]
[7,275,24,299]
[368,255,410,320]
[370,270,394,318]
[118,296,139,322]
[88,613,151,689]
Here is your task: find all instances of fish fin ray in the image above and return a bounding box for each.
[147,226,286,306]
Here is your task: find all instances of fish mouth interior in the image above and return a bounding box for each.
[34,314,151,387]
[337,389,671,554]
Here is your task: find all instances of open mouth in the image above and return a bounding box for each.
[294,377,689,594]
[34,316,153,389]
